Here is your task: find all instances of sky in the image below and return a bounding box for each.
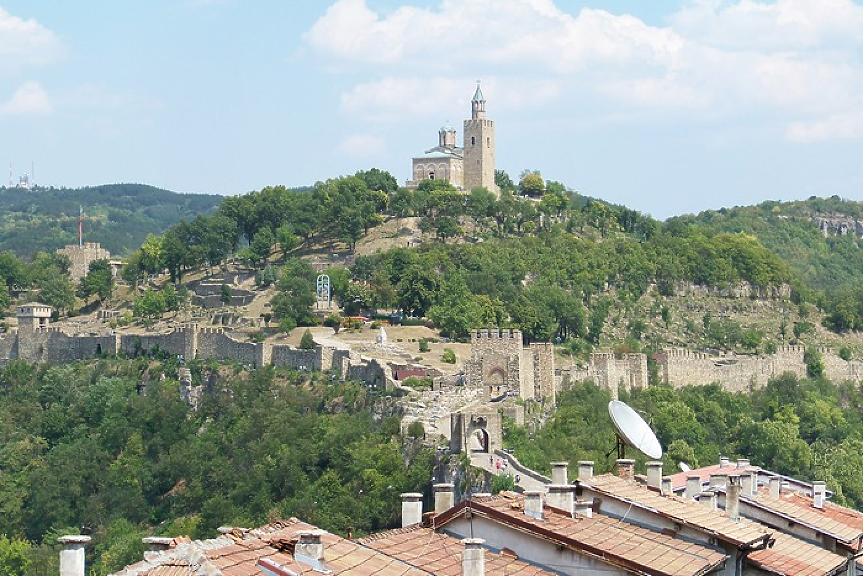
[1,0,862,219]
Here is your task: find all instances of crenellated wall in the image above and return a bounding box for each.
[563,353,648,397]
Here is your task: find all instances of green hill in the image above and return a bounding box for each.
[0,184,222,257]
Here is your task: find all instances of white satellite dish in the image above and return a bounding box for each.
[608,400,663,460]
[680,462,691,472]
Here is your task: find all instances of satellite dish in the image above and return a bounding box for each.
[608,400,663,460]
[680,462,691,472]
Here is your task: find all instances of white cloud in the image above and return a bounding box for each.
[306,0,863,142]
[786,111,863,142]
[0,7,63,73]
[1,81,52,116]
[337,133,386,157]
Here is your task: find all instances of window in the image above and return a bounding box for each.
[487,137,490,147]
[471,136,476,146]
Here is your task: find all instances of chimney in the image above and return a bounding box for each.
[551,461,569,485]
[577,460,594,480]
[661,476,673,496]
[726,475,741,522]
[748,469,759,496]
[59,535,90,576]
[461,538,486,576]
[769,477,781,500]
[646,461,663,490]
[616,458,635,479]
[741,472,753,497]
[142,537,174,552]
[737,458,750,469]
[813,481,826,509]
[295,530,325,566]
[574,499,593,519]
[546,485,575,515]
[524,491,544,520]
[709,473,728,489]
[401,492,423,527]
[434,483,455,515]
[700,491,716,509]
[719,456,730,469]
[473,493,491,498]
[685,475,702,499]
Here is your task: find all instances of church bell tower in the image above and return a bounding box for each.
[462,82,498,194]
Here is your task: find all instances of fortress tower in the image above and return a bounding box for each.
[462,82,498,193]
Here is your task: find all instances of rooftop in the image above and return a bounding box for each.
[359,524,554,575]
[434,492,728,576]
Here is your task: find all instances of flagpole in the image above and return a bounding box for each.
[79,206,83,247]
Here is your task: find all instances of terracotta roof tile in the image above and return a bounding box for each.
[434,492,727,576]
[748,487,863,546]
[748,531,848,575]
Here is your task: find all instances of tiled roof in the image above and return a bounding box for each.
[746,488,863,546]
[585,474,771,548]
[666,463,759,492]
[112,519,427,576]
[434,492,727,576]
[359,525,554,575]
[747,531,849,576]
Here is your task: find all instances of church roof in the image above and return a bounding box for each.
[415,150,462,160]
[472,83,485,102]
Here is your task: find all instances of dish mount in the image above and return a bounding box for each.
[608,400,663,460]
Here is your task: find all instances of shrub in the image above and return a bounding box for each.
[442,348,457,364]
[406,420,425,439]
[839,346,853,361]
[418,338,430,353]
[299,329,315,350]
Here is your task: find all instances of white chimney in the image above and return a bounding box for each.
[719,456,730,469]
[295,530,325,567]
[577,460,594,480]
[401,492,423,527]
[741,472,753,497]
[685,475,702,499]
[813,481,826,509]
[661,476,673,496]
[59,535,90,576]
[769,477,781,500]
[574,499,593,519]
[709,473,728,489]
[546,485,575,515]
[616,458,635,479]
[551,461,569,485]
[726,475,741,522]
[434,483,455,515]
[646,461,663,490]
[700,491,716,509]
[737,458,750,469]
[524,491,544,520]
[461,538,486,576]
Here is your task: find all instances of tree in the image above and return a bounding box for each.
[133,288,166,322]
[299,329,315,350]
[78,258,115,302]
[0,535,31,576]
[396,265,441,317]
[518,170,545,197]
[494,169,516,193]
[248,226,275,266]
[39,274,75,315]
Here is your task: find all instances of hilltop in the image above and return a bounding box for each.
[0,183,222,257]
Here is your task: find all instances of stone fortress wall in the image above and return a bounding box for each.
[5,305,386,383]
[464,329,556,403]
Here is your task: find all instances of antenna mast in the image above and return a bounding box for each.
[79,206,83,247]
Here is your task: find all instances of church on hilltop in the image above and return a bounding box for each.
[406,82,499,194]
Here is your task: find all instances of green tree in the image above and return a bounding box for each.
[133,287,166,322]
[518,170,545,197]
[299,329,315,350]
[39,274,75,315]
[78,258,115,302]
[0,535,31,576]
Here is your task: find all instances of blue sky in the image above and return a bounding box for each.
[1,0,862,219]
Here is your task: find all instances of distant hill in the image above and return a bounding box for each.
[0,183,222,258]
[668,196,863,292]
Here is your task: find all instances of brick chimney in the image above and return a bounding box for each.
[726,475,741,522]
[434,483,455,515]
[700,491,716,509]
[546,485,575,515]
[577,460,594,480]
[524,491,544,520]
[401,492,423,527]
[574,499,593,519]
[461,538,486,576]
[646,461,663,490]
[616,458,635,479]
[551,461,569,485]
[685,475,702,499]
[295,530,326,568]
[769,477,781,500]
[813,481,826,509]
[59,535,90,576]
